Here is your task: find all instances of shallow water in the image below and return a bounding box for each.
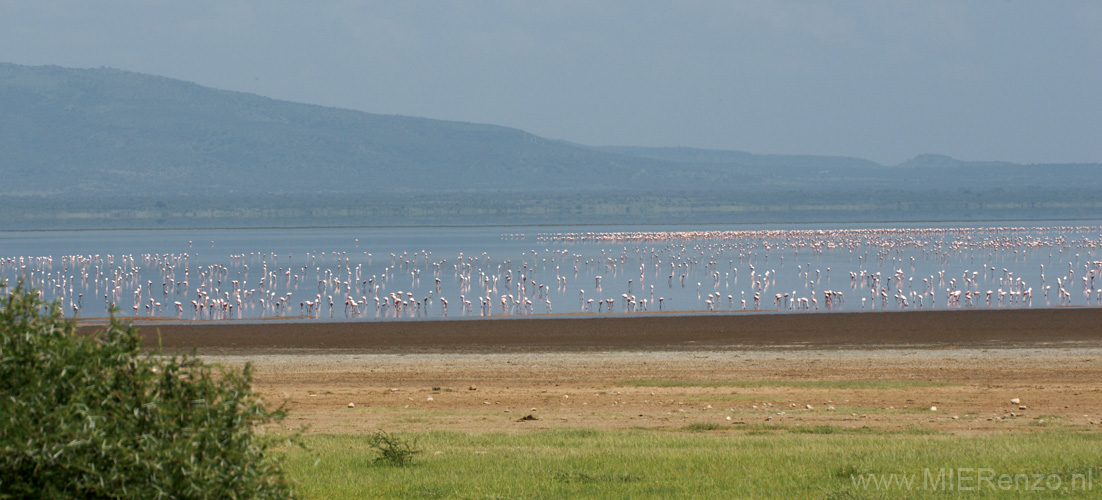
[2,221,1101,322]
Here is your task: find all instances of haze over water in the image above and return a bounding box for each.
[3,222,1101,322]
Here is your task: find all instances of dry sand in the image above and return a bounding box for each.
[85,308,1102,434]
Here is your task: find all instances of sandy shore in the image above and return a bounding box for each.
[78,309,1102,434]
[82,307,1102,354]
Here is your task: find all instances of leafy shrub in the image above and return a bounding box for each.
[0,280,296,498]
[366,430,419,467]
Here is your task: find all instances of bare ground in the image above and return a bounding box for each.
[93,309,1102,434]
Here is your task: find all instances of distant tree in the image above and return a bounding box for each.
[0,279,297,498]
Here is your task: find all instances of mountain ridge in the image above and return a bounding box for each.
[1,63,720,196]
[1,62,1100,229]
[5,62,1097,199]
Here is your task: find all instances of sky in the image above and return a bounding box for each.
[2,1,1100,165]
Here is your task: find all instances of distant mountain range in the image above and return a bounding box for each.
[1,62,1100,227]
[1,63,710,196]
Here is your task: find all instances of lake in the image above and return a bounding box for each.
[2,221,1100,322]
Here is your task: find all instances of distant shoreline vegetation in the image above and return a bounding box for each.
[1,190,1099,230]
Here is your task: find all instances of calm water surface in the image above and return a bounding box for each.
[2,222,1100,322]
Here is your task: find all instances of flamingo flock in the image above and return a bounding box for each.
[2,225,1102,322]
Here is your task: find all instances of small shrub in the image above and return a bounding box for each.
[0,280,296,498]
[681,422,723,432]
[367,430,419,466]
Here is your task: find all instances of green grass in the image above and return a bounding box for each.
[280,429,1102,499]
[680,422,724,432]
[617,379,952,390]
[681,393,790,403]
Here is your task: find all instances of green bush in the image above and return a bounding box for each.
[0,280,297,498]
[366,430,419,467]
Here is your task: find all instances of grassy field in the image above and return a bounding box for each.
[280,428,1102,499]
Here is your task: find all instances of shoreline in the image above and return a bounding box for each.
[78,307,1102,354]
[97,308,1102,436]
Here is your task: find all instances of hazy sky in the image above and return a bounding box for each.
[3,1,1100,165]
